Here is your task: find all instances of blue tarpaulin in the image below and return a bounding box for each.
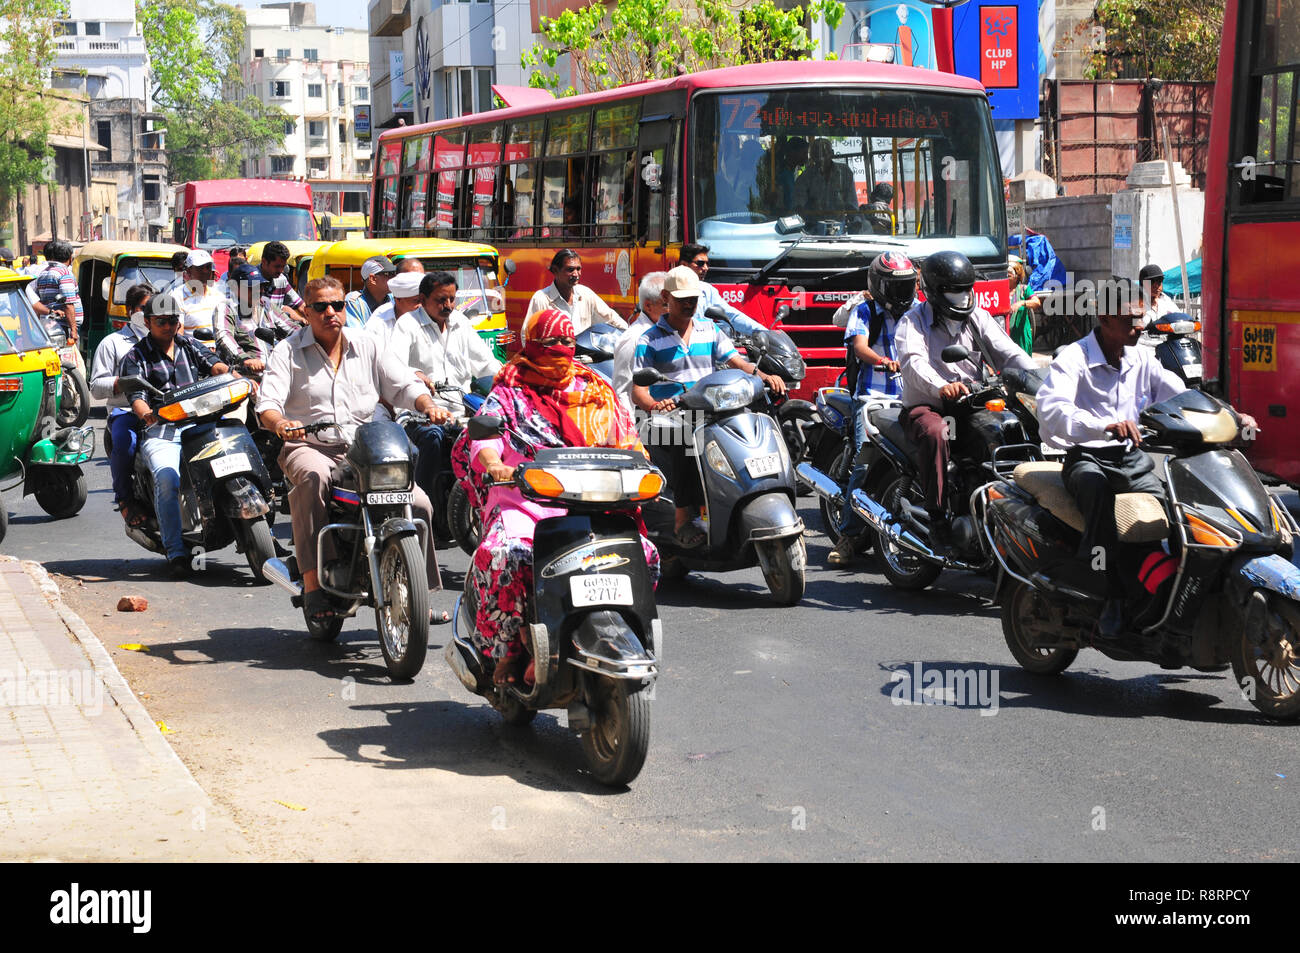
[1010,233,1067,294]
[1163,257,1202,295]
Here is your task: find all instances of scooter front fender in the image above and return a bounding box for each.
[737,491,803,544]
[1233,552,1300,601]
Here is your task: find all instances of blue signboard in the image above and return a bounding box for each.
[951,0,1039,120]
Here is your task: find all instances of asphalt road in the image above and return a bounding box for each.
[5,407,1297,861]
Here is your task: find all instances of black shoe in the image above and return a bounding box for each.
[928,516,954,556]
[168,556,191,579]
[1098,598,1126,639]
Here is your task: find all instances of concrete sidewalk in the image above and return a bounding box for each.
[0,557,247,861]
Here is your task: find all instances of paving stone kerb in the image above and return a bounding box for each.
[0,557,247,861]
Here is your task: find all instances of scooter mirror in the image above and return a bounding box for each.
[191,327,216,342]
[940,344,971,364]
[632,368,666,387]
[466,414,506,441]
[704,306,728,322]
[254,326,278,343]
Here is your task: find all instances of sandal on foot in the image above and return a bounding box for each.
[493,653,525,686]
[673,522,706,549]
[120,500,148,529]
[304,589,337,624]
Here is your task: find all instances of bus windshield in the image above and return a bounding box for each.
[195,205,316,249]
[692,87,1005,269]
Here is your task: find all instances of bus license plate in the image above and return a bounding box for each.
[368,491,412,505]
[746,453,782,478]
[570,574,633,607]
[210,453,251,478]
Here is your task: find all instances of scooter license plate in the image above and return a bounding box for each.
[210,452,252,478]
[368,491,413,504]
[1183,363,1202,379]
[745,452,782,478]
[570,573,634,607]
[58,347,77,364]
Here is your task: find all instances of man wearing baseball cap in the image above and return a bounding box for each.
[344,254,395,330]
[169,249,230,346]
[629,265,786,548]
[364,257,425,344]
[1137,262,1176,325]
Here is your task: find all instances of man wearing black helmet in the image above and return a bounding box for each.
[896,250,1036,550]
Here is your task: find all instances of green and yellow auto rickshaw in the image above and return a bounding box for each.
[0,268,94,543]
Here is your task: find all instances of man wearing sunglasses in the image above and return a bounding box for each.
[256,277,453,622]
[121,295,234,576]
[678,243,763,336]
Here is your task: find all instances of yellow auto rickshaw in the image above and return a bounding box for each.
[248,240,331,299]
[0,268,94,543]
[71,240,189,356]
[305,237,508,357]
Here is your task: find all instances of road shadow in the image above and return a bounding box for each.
[875,658,1280,726]
[43,555,269,590]
[317,698,633,795]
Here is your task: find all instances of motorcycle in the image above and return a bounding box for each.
[42,300,90,429]
[1143,311,1203,387]
[632,365,807,605]
[446,413,663,786]
[848,344,1046,590]
[119,372,276,581]
[260,419,433,680]
[984,387,1300,719]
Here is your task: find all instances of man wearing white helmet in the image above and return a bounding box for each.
[167,248,230,345]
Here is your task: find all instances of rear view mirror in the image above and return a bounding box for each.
[100,276,111,300]
[466,414,505,441]
[940,344,971,364]
[191,327,215,342]
[633,368,666,387]
[704,306,728,322]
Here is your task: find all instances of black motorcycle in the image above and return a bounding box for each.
[119,373,276,581]
[446,414,663,786]
[850,344,1046,590]
[985,388,1300,720]
[261,419,433,680]
[1144,311,1203,387]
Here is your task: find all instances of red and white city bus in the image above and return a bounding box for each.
[370,60,1010,395]
[1202,0,1300,484]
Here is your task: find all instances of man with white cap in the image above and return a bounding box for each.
[344,254,395,330]
[168,249,230,345]
[629,265,785,547]
[364,257,425,344]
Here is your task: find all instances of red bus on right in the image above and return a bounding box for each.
[1203,0,1300,484]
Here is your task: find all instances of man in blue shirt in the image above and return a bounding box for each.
[828,252,916,566]
[679,243,764,336]
[631,266,785,547]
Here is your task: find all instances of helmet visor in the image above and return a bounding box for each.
[882,277,916,307]
[942,289,974,311]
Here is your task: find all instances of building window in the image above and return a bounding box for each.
[356,159,371,175]
[308,157,328,174]
[336,82,344,104]
[460,68,473,116]
[84,21,101,35]
[276,47,290,60]
[57,20,76,35]
[443,71,453,118]
[338,120,347,144]
[308,120,325,138]
[354,85,369,103]
[283,119,295,136]
[96,120,112,161]
[271,155,295,174]
[476,67,494,114]
[303,48,318,61]
[253,48,264,58]
[308,83,323,98]
[143,176,160,202]
[271,80,290,97]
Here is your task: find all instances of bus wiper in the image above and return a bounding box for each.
[749,235,810,286]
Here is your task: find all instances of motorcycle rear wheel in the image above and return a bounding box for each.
[1230,589,1300,720]
[872,473,942,591]
[376,535,429,680]
[448,481,479,556]
[1001,580,1078,675]
[580,676,650,787]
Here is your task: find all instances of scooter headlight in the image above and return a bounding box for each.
[157,379,252,422]
[368,462,411,491]
[704,378,758,412]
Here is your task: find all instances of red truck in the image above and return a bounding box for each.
[170,179,318,275]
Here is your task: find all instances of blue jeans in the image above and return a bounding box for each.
[835,399,872,537]
[412,423,452,504]
[108,410,139,505]
[140,430,188,560]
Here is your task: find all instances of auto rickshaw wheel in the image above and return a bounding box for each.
[0,491,8,545]
[34,469,88,519]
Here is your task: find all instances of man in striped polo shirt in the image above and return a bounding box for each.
[630,265,786,547]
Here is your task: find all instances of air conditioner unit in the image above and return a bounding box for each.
[309,168,328,179]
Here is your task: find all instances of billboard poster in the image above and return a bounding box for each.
[390,50,413,113]
[978,5,1019,89]
[833,1,936,69]
[952,0,1038,119]
[354,104,371,142]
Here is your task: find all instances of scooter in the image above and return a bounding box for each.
[575,321,620,383]
[446,413,663,786]
[261,419,433,680]
[1143,311,1203,387]
[632,366,807,605]
[119,373,276,581]
[985,387,1300,720]
[848,344,1046,590]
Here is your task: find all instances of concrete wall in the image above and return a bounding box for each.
[1025,193,1114,286]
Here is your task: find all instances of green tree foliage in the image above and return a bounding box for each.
[1082,0,1224,81]
[138,0,286,181]
[0,0,70,208]
[522,0,844,96]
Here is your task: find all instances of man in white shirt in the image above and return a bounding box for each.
[365,257,424,344]
[91,283,151,525]
[613,271,668,410]
[526,248,627,332]
[1038,300,1255,635]
[1138,262,1177,325]
[392,270,502,505]
[168,249,229,344]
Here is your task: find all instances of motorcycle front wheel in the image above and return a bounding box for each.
[448,481,479,557]
[237,517,275,583]
[758,536,806,606]
[375,534,429,680]
[57,369,90,429]
[1230,589,1300,720]
[872,471,942,591]
[580,675,650,787]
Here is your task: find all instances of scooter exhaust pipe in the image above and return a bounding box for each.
[261,557,303,597]
[850,489,940,562]
[795,462,843,503]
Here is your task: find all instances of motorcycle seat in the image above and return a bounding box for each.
[823,390,855,422]
[1011,462,1169,543]
[870,406,920,459]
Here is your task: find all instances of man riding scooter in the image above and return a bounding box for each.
[895,250,1036,553]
